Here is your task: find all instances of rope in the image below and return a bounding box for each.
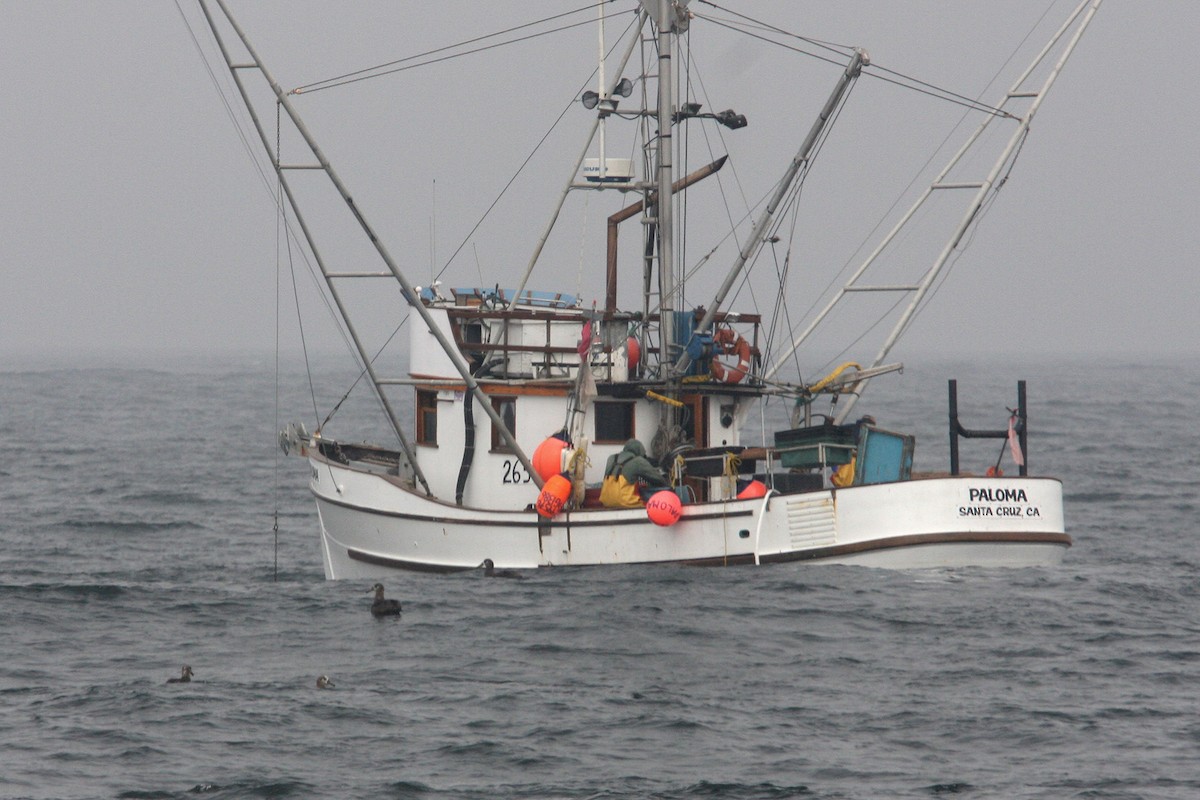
[807,362,862,394]
[722,451,743,498]
[672,454,686,488]
[645,390,685,408]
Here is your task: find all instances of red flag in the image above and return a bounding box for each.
[577,321,592,357]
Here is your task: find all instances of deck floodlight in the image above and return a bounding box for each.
[716,109,747,130]
[582,90,600,110]
[672,102,703,124]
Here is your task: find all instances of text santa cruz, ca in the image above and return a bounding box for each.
[959,486,1040,518]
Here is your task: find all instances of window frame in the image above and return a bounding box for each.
[490,396,518,453]
[593,400,635,444]
[416,389,438,446]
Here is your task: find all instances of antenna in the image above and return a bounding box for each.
[430,178,436,283]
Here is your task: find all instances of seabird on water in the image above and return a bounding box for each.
[369,583,402,616]
[316,675,335,689]
[481,559,525,579]
[166,665,194,684]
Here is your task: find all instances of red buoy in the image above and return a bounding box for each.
[646,490,682,526]
[532,435,569,481]
[737,479,767,499]
[535,474,572,518]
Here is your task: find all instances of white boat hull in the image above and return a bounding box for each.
[310,454,1068,578]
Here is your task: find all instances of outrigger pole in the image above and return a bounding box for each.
[671,48,869,376]
[200,0,543,491]
[764,0,1102,423]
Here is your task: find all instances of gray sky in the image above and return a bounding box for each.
[3,1,1196,364]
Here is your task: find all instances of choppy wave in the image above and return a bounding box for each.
[2,358,1199,799]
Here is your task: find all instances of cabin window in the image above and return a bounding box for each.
[490,397,517,452]
[681,395,708,448]
[594,401,634,444]
[416,390,438,446]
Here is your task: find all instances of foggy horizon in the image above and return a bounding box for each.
[4,1,1196,366]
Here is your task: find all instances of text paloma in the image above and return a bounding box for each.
[968,487,1028,503]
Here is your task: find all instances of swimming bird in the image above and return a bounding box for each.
[316,675,335,689]
[481,558,525,579]
[369,583,402,616]
[166,665,194,684]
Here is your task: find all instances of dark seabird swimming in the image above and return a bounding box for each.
[316,675,335,689]
[481,558,525,579]
[166,665,194,684]
[369,583,402,616]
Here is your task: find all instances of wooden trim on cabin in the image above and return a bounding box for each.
[406,379,572,398]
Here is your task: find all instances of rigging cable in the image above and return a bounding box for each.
[189,2,630,433]
[318,17,632,427]
[691,2,1069,383]
[276,102,323,433]
[896,128,1032,343]
[693,1,1016,120]
[292,3,627,95]
[273,137,280,584]
[178,1,372,418]
[433,10,639,281]
[775,96,1019,375]
[723,71,856,358]
[272,100,362,495]
[318,318,411,431]
[686,51,750,247]
[680,0,1038,373]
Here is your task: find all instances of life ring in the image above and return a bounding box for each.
[710,328,751,384]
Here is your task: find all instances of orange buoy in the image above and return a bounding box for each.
[646,490,682,526]
[535,473,573,518]
[532,435,569,481]
[710,328,751,384]
[737,479,767,499]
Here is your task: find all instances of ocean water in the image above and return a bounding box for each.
[2,353,1199,799]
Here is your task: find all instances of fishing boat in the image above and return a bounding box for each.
[196,1,1099,577]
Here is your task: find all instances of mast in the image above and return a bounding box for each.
[597,3,609,183]
[653,0,678,374]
